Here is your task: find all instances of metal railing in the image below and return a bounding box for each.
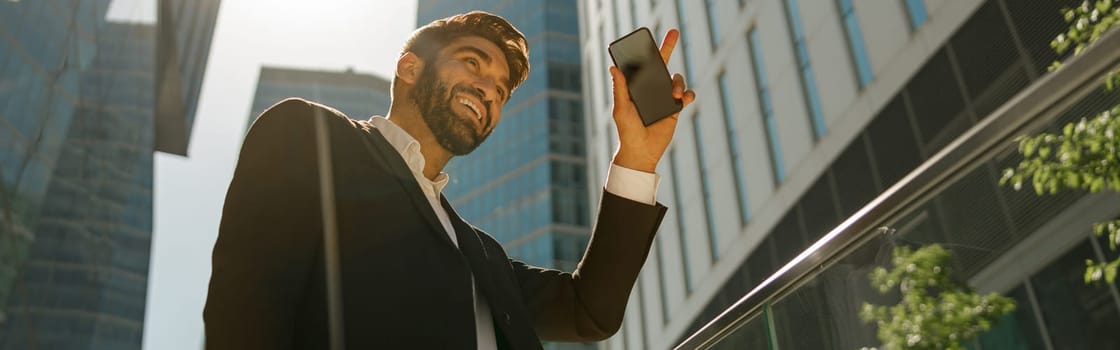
[675,27,1120,350]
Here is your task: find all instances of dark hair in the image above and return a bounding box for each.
[400,11,530,92]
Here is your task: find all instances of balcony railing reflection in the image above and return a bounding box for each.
[676,27,1120,350]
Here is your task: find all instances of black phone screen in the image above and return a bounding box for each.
[608,27,683,126]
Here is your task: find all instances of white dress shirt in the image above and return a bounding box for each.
[369,116,657,349]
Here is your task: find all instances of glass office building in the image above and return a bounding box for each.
[0,0,219,348]
[416,1,590,272]
[156,0,222,156]
[0,0,110,318]
[582,0,1120,349]
[247,66,391,129]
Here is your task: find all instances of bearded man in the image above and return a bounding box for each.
[204,11,695,350]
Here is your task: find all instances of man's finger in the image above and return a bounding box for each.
[609,66,632,107]
[681,89,696,107]
[659,29,679,65]
[671,73,685,98]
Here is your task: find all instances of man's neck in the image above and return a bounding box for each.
[384,107,452,181]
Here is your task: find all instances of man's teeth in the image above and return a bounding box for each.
[458,98,481,120]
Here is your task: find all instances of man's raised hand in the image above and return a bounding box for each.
[608,28,697,173]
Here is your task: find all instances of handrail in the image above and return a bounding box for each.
[675,28,1120,350]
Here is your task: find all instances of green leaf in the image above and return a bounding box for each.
[1049,60,1063,72]
[1085,261,1101,283]
[1107,261,1118,284]
[861,244,1016,349]
[1022,138,1037,157]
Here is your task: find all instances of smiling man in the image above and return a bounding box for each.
[204,11,695,350]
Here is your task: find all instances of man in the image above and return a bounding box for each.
[204,11,695,350]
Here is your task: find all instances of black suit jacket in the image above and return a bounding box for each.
[204,98,667,349]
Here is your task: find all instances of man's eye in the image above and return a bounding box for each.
[466,58,479,68]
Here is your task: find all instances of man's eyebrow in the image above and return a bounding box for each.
[453,46,492,64]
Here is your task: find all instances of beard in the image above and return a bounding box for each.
[412,68,492,156]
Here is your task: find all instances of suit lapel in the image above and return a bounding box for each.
[353,120,531,347]
[356,122,456,249]
[441,201,530,349]
[439,196,501,309]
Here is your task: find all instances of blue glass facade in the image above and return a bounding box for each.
[1,23,159,348]
[417,0,590,272]
[247,67,391,129]
[0,0,109,318]
[0,0,219,348]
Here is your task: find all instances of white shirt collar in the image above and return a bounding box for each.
[368,116,450,195]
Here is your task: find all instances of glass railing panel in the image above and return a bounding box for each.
[768,233,893,350]
[707,306,774,350]
[972,285,1046,349]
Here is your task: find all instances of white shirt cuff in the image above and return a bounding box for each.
[604,164,659,206]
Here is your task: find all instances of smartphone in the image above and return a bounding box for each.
[608,27,683,126]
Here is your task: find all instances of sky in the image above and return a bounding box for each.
[103,1,418,349]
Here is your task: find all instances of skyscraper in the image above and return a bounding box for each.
[416,1,591,273]
[155,0,222,156]
[582,0,1120,349]
[0,0,110,318]
[0,0,219,348]
[247,66,391,129]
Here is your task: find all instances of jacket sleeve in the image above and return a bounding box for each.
[513,190,667,341]
[204,98,323,349]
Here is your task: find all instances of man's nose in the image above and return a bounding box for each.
[472,79,498,102]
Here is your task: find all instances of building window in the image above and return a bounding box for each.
[654,235,671,323]
[748,29,787,183]
[611,0,622,35]
[904,0,929,30]
[717,72,751,226]
[780,0,827,138]
[668,149,693,293]
[838,0,874,87]
[674,0,695,84]
[703,0,720,48]
[691,113,720,262]
[600,23,613,108]
[630,0,639,29]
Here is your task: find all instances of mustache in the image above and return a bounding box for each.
[450,84,492,130]
[451,85,492,113]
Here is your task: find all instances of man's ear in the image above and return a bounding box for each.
[396,52,423,85]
